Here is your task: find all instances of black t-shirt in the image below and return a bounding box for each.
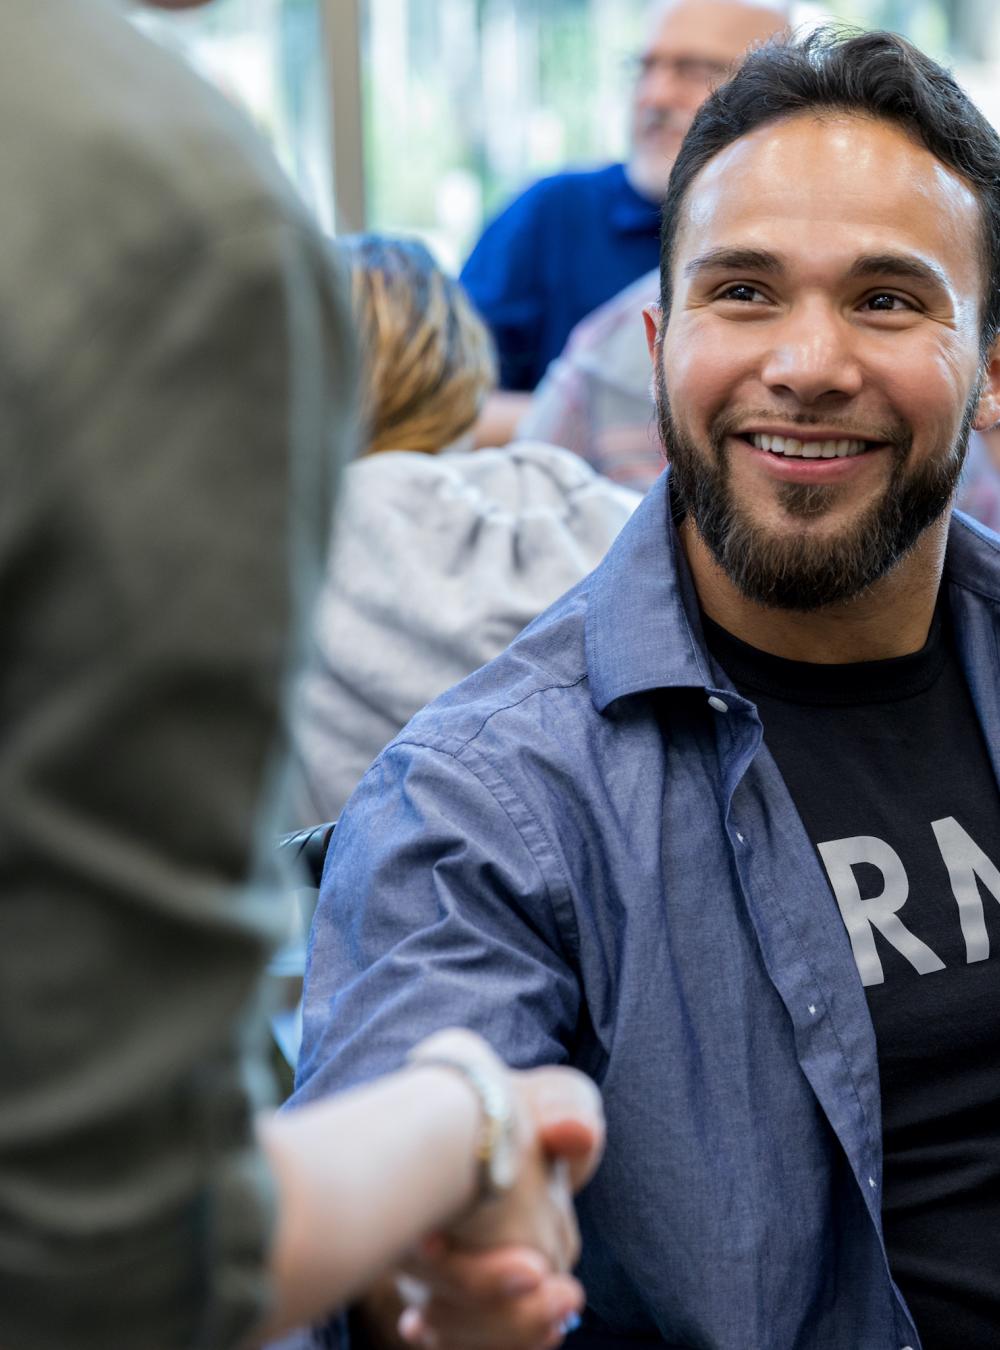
[703,603,1000,1348]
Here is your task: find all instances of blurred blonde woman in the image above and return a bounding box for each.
[345,234,496,456]
[290,236,640,825]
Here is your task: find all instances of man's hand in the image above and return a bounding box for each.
[396,1243,585,1350]
[385,1033,605,1350]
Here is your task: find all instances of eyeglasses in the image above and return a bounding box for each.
[626,52,733,86]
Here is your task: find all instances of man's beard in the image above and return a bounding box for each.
[627,110,689,199]
[655,364,974,612]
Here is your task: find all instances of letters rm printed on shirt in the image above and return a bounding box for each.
[818,816,1000,986]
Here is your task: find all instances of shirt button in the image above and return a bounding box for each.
[707,695,729,713]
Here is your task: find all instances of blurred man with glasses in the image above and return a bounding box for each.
[463,0,788,446]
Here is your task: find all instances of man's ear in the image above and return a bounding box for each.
[643,303,662,364]
[973,334,1000,431]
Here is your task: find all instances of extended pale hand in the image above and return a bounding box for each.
[390,1031,605,1350]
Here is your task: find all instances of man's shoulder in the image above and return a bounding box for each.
[528,162,628,195]
[495,163,628,227]
[382,578,597,769]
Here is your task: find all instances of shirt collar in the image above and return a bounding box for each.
[587,473,1000,714]
[587,470,714,711]
[945,506,1000,600]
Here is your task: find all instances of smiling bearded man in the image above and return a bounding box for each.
[656,367,979,609]
[288,28,1000,1350]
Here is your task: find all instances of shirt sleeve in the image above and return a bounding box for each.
[293,737,581,1350]
[294,738,582,1105]
[460,187,548,392]
[0,216,353,1350]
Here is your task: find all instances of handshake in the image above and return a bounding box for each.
[383,1029,604,1350]
[258,1029,605,1349]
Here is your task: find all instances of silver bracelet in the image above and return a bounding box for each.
[408,1050,517,1199]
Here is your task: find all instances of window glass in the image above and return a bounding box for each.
[362,0,648,271]
[134,0,999,267]
[131,0,333,229]
[359,0,985,270]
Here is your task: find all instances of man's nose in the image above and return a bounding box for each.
[759,305,864,405]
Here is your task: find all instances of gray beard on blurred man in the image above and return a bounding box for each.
[655,362,975,612]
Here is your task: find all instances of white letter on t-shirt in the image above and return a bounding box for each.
[931,815,1000,964]
[817,835,946,987]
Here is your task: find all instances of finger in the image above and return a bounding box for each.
[522,1069,606,1190]
[542,1312,583,1350]
[547,1161,582,1270]
[420,1274,585,1350]
[540,1116,600,1175]
[521,1159,578,1275]
[397,1306,435,1347]
[416,1232,448,1262]
[401,1243,550,1304]
[522,1067,604,1133]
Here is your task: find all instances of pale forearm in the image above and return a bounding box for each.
[473,391,533,447]
[255,1067,480,1339]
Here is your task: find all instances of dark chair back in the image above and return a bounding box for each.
[277,820,337,890]
[269,821,337,1076]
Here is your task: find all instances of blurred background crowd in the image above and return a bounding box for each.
[133,0,1000,1042]
[135,0,1000,264]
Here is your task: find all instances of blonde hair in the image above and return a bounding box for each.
[342,235,497,456]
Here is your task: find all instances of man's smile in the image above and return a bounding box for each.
[744,431,880,459]
[727,427,894,485]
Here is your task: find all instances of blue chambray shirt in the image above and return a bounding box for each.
[292,471,1000,1350]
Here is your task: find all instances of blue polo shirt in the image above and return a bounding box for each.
[460,163,661,392]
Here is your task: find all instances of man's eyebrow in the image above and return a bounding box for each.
[683,248,783,280]
[846,253,950,290]
[681,248,953,293]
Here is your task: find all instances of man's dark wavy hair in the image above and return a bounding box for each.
[658,26,1000,354]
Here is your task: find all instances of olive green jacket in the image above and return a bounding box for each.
[0,4,353,1346]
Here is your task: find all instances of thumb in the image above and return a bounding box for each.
[539,1116,604,1191]
[520,1068,606,1191]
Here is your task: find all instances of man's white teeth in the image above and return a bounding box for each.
[749,433,870,458]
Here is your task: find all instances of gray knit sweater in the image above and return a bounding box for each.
[290,442,640,825]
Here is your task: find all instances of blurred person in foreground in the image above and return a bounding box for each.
[0,3,601,1347]
[292,28,1000,1350]
[289,235,640,826]
[521,265,1000,520]
[462,0,789,446]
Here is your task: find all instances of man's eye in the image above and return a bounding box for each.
[863,292,911,312]
[718,284,765,303]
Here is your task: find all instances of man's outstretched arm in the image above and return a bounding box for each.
[292,737,591,1349]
